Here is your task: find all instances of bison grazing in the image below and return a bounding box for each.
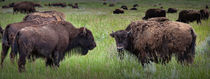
[0,11,65,67]
[143,8,166,20]
[130,7,137,10]
[49,3,66,7]
[103,2,107,5]
[200,9,209,20]
[177,10,201,24]
[2,5,10,8]
[12,21,96,72]
[13,1,36,14]
[167,8,178,13]
[113,9,124,14]
[68,3,73,7]
[121,5,128,10]
[110,17,196,66]
[109,3,115,7]
[206,5,209,9]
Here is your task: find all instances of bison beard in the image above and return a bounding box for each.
[12,21,96,72]
[110,18,196,66]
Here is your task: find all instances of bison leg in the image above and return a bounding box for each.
[46,58,54,67]
[10,49,16,64]
[1,44,9,67]
[53,52,63,67]
[18,53,27,72]
[197,19,201,24]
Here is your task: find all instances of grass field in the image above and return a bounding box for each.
[0,0,210,79]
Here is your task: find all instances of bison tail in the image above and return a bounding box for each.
[12,31,20,57]
[190,29,196,55]
[2,25,10,46]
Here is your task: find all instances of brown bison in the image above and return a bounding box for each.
[110,17,196,66]
[167,8,177,13]
[72,3,79,9]
[133,4,139,7]
[0,11,65,67]
[13,1,36,13]
[2,5,10,8]
[109,3,115,7]
[206,5,209,9]
[143,8,166,20]
[49,3,66,7]
[113,9,124,14]
[130,7,137,10]
[103,2,107,5]
[177,10,201,24]
[200,9,209,20]
[68,3,73,7]
[121,5,128,10]
[12,21,96,72]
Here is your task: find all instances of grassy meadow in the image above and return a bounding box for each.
[0,0,210,79]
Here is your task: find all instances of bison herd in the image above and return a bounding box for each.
[0,1,208,72]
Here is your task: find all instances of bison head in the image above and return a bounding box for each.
[110,30,131,52]
[77,27,96,55]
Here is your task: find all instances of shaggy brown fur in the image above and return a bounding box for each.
[12,21,96,72]
[23,11,65,23]
[110,18,196,66]
[143,8,166,20]
[147,17,169,22]
[177,10,201,24]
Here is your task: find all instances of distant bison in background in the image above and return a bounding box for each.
[13,1,38,13]
[167,8,178,13]
[109,3,115,7]
[206,5,209,9]
[68,3,73,7]
[177,10,201,24]
[143,8,166,20]
[12,21,96,72]
[113,9,124,14]
[133,4,139,7]
[121,5,128,10]
[110,17,196,66]
[72,3,79,9]
[2,5,10,8]
[200,9,209,20]
[49,3,66,7]
[130,7,137,10]
[1,11,65,67]
[103,2,107,5]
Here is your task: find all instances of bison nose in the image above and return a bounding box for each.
[117,47,124,52]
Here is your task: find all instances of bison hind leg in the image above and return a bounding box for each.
[46,58,54,67]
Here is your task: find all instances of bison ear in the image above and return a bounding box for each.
[79,27,87,36]
[110,31,115,37]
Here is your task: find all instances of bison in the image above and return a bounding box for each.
[167,8,178,13]
[109,3,115,7]
[103,2,107,5]
[72,3,79,9]
[13,1,36,14]
[121,5,128,10]
[0,25,3,38]
[110,17,196,66]
[49,3,66,7]
[113,9,124,14]
[143,8,166,20]
[12,21,96,72]
[133,4,139,7]
[206,5,209,9]
[0,11,65,67]
[130,7,137,10]
[2,5,10,8]
[177,10,201,24]
[200,9,209,20]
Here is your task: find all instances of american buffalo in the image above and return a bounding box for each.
[206,5,209,9]
[167,8,178,13]
[103,2,107,5]
[1,11,65,67]
[200,9,209,20]
[68,3,73,7]
[13,1,36,14]
[143,8,166,20]
[109,3,115,7]
[2,5,10,8]
[72,3,79,9]
[49,3,66,7]
[121,5,128,10]
[12,21,96,72]
[177,10,201,24]
[130,7,137,10]
[110,17,196,66]
[133,4,139,7]
[113,9,124,14]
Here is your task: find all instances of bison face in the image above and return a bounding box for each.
[78,27,96,55]
[110,30,131,52]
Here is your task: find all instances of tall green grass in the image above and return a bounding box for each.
[0,0,210,79]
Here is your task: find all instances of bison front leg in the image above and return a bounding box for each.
[53,52,63,67]
[46,58,54,67]
[18,53,27,72]
[1,44,9,67]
